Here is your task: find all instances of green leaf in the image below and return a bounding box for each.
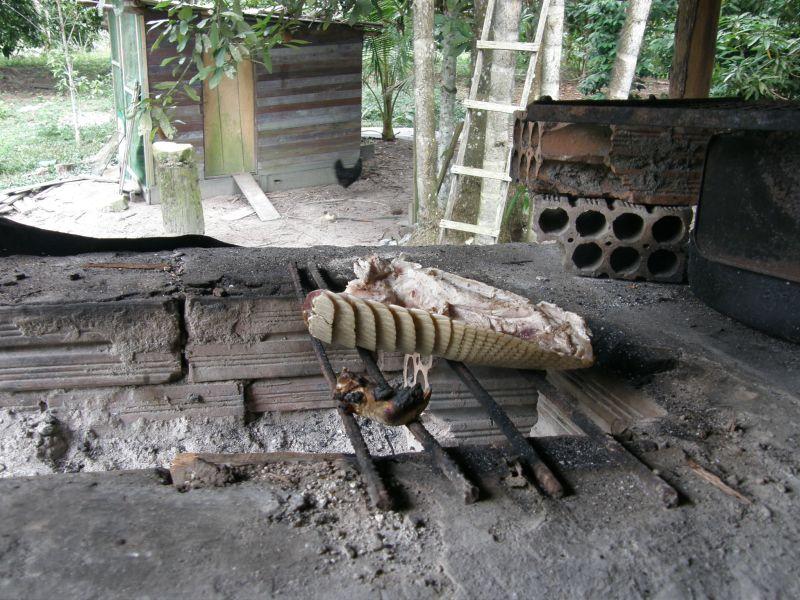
[262,49,272,73]
[178,6,193,21]
[160,55,178,67]
[209,68,224,89]
[183,84,200,102]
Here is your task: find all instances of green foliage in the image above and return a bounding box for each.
[0,0,43,57]
[565,0,676,96]
[361,0,413,140]
[712,0,800,99]
[566,0,627,96]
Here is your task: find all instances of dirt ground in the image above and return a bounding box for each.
[3,139,414,247]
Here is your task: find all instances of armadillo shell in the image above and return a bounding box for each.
[305,290,593,370]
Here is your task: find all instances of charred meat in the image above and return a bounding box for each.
[333,368,430,426]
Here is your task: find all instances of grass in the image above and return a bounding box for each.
[0,49,115,191]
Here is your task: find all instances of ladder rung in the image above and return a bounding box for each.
[476,40,539,52]
[463,99,525,114]
[451,165,512,182]
[439,219,500,237]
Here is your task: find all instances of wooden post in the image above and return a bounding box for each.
[153,142,205,235]
[669,0,722,99]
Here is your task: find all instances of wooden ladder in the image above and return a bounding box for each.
[438,0,550,244]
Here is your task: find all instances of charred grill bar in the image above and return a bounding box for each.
[446,360,564,498]
[524,371,680,508]
[288,262,393,511]
[305,263,481,505]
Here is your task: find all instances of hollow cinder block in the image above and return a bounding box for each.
[531,195,693,283]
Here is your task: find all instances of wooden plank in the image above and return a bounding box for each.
[669,0,722,98]
[237,60,256,173]
[463,99,525,114]
[476,40,539,52]
[451,165,512,182]
[439,219,499,237]
[233,172,280,221]
[202,56,225,177]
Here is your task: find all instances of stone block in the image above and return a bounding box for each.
[246,376,333,413]
[185,296,403,383]
[0,300,182,392]
[109,382,244,423]
[512,121,711,206]
[530,195,693,282]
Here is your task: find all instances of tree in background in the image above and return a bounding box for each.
[532,0,564,99]
[361,0,414,141]
[0,0,43,57]
[412,0,438,226]
[436,0,470,204]
[608,0,652,98]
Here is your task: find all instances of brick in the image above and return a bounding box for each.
[247,376,333,412]
[0,301,182,392]
[530,195,693,282]
[512,121,711,206]
[185,295,404,383]
[109,382,244,423]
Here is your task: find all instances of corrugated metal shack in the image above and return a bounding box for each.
[104,0,367,201]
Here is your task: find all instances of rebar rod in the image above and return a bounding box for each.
[524,370,679,508]
[287,262,392,511]
[308,262,480,504]
[446,360,565,498]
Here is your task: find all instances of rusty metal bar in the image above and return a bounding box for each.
[523,370,679,508]
[358,346,480,504]
[446,360,564,498]
[287,262,392,511]
[309,263,480,504]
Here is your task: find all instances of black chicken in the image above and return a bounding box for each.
[334,158,362,188]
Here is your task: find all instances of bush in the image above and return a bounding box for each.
[712,1,800,100]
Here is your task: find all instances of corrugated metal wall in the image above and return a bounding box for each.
[143,10,362,191]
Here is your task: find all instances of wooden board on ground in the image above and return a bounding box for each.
[233,172,280,221]
[170,451,355,489]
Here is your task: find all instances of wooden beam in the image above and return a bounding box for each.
[233,172,280,221]
[669,0,722,98]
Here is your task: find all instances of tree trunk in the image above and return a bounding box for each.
[54,0,81,147]
[153,142,205,235]
[438,1,459,207]
[608,0,653,100]
[534,0,564,99]
[412,0,438,225]
[474,0,523,244]
[470,0,488,74]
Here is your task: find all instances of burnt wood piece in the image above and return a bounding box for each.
[669,0,722,99]
[446,360,564,499]
[307,263,480,504]
[170,451,357,490]
[517,98,800,132]
[524,371,679,508]
[287,262,393,511]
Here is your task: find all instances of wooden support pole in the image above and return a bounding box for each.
[669,0,722,99]
[153,141,205,235]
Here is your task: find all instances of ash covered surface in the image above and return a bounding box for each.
[1,244,800,596]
